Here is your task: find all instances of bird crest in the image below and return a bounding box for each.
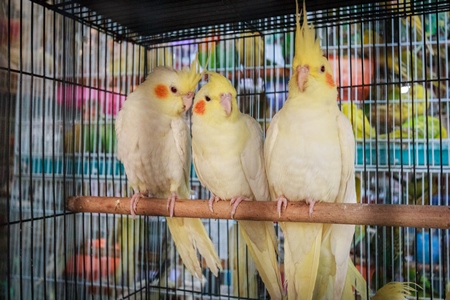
[293,1,323,70]
[178,53,204,92]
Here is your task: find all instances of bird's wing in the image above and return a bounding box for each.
[115,100,150,190]
[241,115,270,201]
[264,112,281,199]
[191,137,211,196]
[335,111,356,205]
[171,117,191,197]
[115,103,129,162]
[328,112,357,298]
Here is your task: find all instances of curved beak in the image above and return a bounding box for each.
[297,65,309,92]
[220,92,232,116]
[182,92,194,111]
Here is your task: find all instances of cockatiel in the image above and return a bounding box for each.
[115,55,222,279]
[264,2,356,299]
[341,102,376,140]
[191,72,284,299]
[236,31,265,67]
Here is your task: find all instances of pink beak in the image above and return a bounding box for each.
[182,92,194,111]
[220,92,232,116]
[297,65,309,92]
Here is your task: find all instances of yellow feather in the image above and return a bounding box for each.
[446,281,450,300]
[236,31,265,67]
[341,103,376,139]
[192,72,284,299]
[229,223,258,298]
[372,282,419,300]
[292,0,323,71]
[116,54,222,281]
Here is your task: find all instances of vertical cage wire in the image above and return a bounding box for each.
[1,0,450,299]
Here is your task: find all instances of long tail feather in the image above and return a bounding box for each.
[239,220,284,299]
[229,223,258,298]
[166,217,221,279]
[344,260,368,300]
[281,222,322,300]
[183,218,222,276]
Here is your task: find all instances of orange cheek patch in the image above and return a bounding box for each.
[194,100,206,115]
[154,84,169,99]
[326,73,336,87]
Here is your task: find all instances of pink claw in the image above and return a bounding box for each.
[307,199,316,218]
[230,196,249,218]
[276,196,288,217]
[208,195,221,212]
[130,191,147,218]
[167,192,178,217]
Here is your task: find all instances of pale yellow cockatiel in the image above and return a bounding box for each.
[264,2,356,299]
[115,55,222,279]
[265,2,418,299]
[191,72,284,299]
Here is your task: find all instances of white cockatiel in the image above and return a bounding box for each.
[115,55,222,279]
[264,2,356,299]
[191,72,284,299]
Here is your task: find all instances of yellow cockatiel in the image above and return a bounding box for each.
[191,72,284,299]
[265,1,418,299]
[264,2,358,299]
[115,55,221,279]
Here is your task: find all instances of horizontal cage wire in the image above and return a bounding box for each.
[1,0,450,299]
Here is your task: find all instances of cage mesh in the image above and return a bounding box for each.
[1,0,450,299]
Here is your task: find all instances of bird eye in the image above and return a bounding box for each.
[320,65,326,73]
[170,86,178,94]
[205,96,211,102]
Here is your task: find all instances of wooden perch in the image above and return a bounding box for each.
[66,196,450,229]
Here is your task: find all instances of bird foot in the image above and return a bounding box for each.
[167,192,178,217]
[230,196,249,218]
[130,191,148,218]
[276,196,288,217]
[208,195,221,212]
[306,199,316,218]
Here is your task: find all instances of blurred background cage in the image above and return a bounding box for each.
[1,0,450,299]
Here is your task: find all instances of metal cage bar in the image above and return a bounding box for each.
[1,0,450,299]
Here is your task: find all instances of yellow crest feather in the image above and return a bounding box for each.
[293,0,323,69]
[178,53,203,92]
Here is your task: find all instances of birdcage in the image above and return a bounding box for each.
[1,0,450,299]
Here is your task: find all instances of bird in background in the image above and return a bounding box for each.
[191,72,284,299]
[236,31,265,68]
[115,54,222,279]
[344,263,418,300]
[341,102,376,139]
[264,2,357,299]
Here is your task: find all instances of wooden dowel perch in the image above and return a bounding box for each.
[66,196,450,229]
